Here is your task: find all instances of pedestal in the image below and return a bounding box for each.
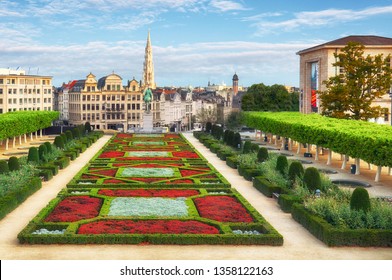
[142,112,154,133]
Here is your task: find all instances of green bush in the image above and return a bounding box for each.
[350,188,371,213]
[276,155,288,175]
[38,144,47,162]
[44,142,52,153]
[303,167,321,192]
[233,132,242,149]
[288,161,304,182]
[0,160,9,174]
[54,136,65,149]
[72,128,81,139]
[65,130,73,141]
[8,157,20,171]
[85,122,92,133]
[223,130,230,144]
[60,133,68,144]
[227,130,235,146]
[257,147,269,162]
[205,122,212,133]
[27,147,39,164]
[251,143,260,153]
[242,140,252,154]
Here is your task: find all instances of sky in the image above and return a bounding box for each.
[1,0,392,88]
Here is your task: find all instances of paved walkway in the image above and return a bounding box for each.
[0,133,391,260]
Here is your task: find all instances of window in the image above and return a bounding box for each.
[0,99,2,104]
[132,85,136,91]
[0,79,3,84]
[117,85,120,91]
[0,89,2,94]
[96,95,100,101]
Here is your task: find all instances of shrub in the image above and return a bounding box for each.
[8,157,20,171]
[205,122,212,133]
[0,160,9,174]
[233,132,242,149]
[73,127,81,139]
[350,188,371,213]
[288,161,304,182]
[242,140,252,154]
[27,147,40,163]
[227,130,235,146]
[303,167,321,192]
[223,130,230,144]
[38,144,48,162]
[65,130,73,141]
[85,122,92,133]
[251,143,260,153]
[276,155,288,175]
[44,142,52,153]
[257,147,269,162]
[54,136,65,149]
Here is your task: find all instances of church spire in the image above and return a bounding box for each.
[143,30,156,89]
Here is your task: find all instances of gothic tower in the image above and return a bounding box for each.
[232,72,239,95]
[143,31,156,89]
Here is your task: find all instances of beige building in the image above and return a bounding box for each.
[297,35,392,123]
[0,68,53,114]
[66,73,143,130]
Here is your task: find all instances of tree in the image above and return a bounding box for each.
[319,42,392,120]
[241,83,299,111]
[225,111,244,131]
[196,107,217,127]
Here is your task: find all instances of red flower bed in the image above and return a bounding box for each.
[78,220,220,234]
[104,179,125,184]
[116,133,133,138]
[168,179,193,184]
[180,169,206,177]
[172,151,199,158]
[99,151,124,158]
[45,196,102,222]
[98,189,199,197]
[90,169,117,177]
[194,196,254,222]
[119,157,175,161]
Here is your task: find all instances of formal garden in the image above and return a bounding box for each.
[194,121,392,247]
[17,133,283,245]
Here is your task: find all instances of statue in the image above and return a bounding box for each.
[143,87,153,113]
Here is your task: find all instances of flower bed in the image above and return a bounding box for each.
[18,133,283,245]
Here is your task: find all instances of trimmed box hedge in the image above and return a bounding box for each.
[226,156,238,169]
[291,203,392,247]
[253,176,285,198]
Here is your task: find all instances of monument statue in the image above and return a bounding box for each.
[143,87,153,113]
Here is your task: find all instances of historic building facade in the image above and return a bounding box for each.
[297,35,392,123]
[0,68,53,114]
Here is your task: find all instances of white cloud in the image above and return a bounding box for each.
[210,0,248,12]
[250,5,392,35]
[0,39,307,87]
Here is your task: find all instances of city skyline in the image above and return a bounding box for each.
[1,0,392,87]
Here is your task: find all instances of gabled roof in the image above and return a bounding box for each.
[297,35,392,55]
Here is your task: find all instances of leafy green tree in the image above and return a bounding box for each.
[225,111,244,131]
[241,83,299,111]
[196,107,217,127]
[319,42,392,120]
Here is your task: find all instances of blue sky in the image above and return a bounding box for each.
[1,0,392,87]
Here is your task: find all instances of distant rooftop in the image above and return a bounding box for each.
[297,35,392,55]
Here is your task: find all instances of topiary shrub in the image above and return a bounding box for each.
[54,136,65,149]
[233,132,242,149]
[223,130,230,144]
[27,147,40,163]
[65,130,73,142]
[303,167,321,192]
[44,142,52,153]
[60,133,68,144]
[227,130,235,146]
[205,122,212,133]
[38,144,47,162]
[85,122,92,133]
[0,160,9,174]
[242,140,252,154]
[276,155,288,175]
[73,127,81,139]
[8,156,20,171]
[288,161,304,182]
[350,187,371,213]
[257,147,269,162]
[251,143,260,153]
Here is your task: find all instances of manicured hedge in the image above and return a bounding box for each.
[243,112,392,167]
[253,176,285,198]
[291,203,392,247]
[0,177,42,220]
[0,111,59,140]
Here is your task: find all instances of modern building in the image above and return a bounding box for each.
[297,35,392,123]
[0,68,53,114]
